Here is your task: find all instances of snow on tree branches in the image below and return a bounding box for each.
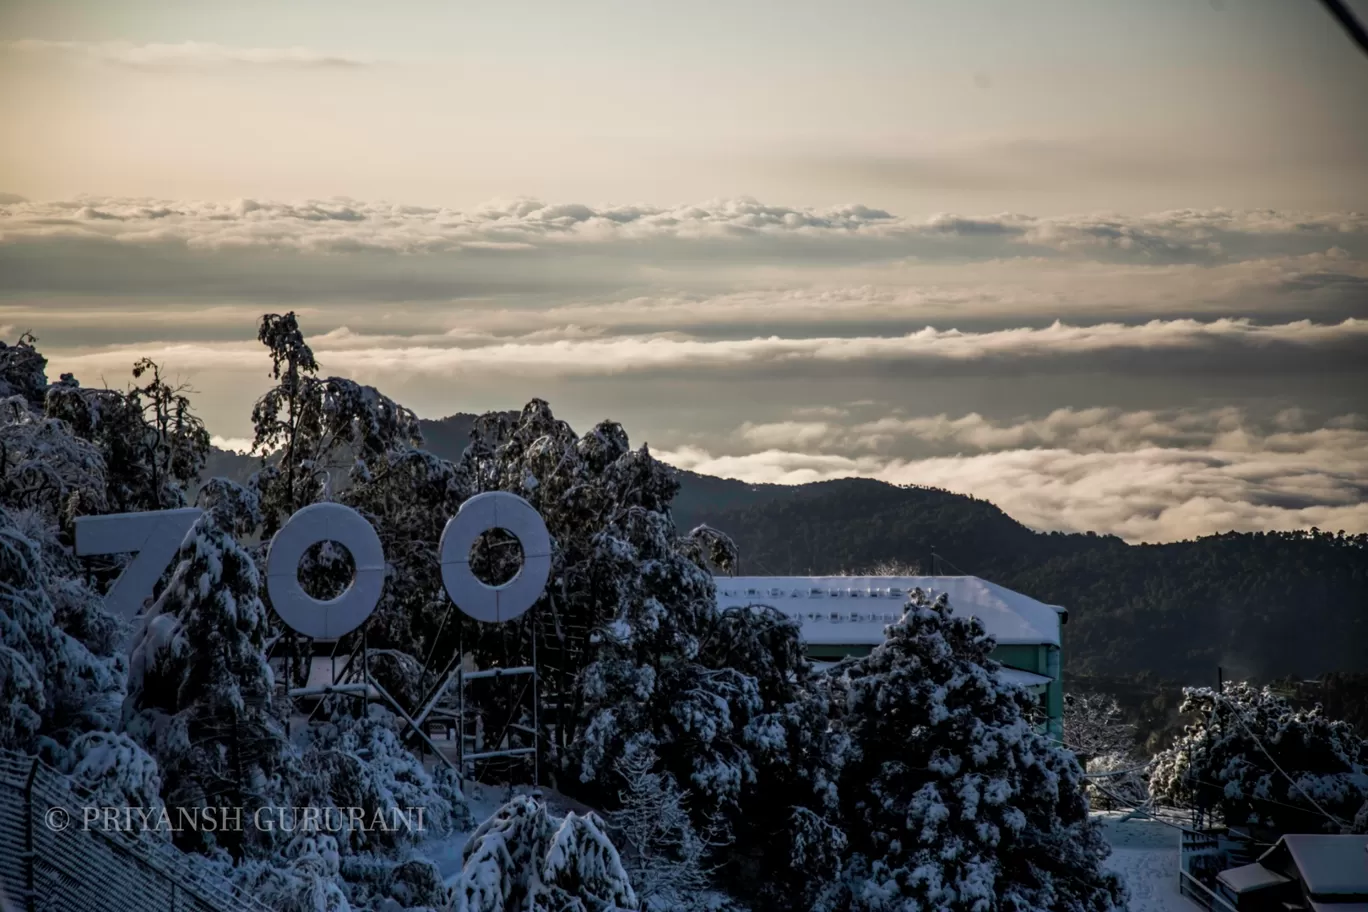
[250,311,422,536]
[122,508,289,856]
[1063,692,1148,811]
[608,749,727,910]
[452,795,638,912]
[1150,683,1368,834]
[823,590,1126,912]
[0,506,125,764]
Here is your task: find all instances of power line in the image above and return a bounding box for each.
[1317,0,1368,59]
[1179,770,1354,822]
[1088,780,1194,833]
[1214,691,1351,836]
[1082,760,1155,780]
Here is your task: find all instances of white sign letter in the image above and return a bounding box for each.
[266,502,386,639]
[440,491,552,623]
[74,508,203,624]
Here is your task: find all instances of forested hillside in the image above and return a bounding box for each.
[670,475,1367,685]
[205,413,1368,687]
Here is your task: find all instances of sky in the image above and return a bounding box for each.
[2,0,1366,544]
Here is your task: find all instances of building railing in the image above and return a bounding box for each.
[1178,824,1238,912]
[0,749,271,912]
[1178,867,1239,912]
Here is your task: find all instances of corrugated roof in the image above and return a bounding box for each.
[715,575,1062,647]
[1260,835,1368,898]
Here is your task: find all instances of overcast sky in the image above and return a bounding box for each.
[2,0,1366,543]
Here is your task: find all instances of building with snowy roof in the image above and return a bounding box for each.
[1216,834,1368,911]
[714,575,1068,738]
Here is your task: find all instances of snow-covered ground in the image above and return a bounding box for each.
[431,799,1204,910]
[1096,811,1201,912]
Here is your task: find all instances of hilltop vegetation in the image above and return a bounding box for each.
[666,471,1368,686]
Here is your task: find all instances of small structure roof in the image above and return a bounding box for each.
[1260,835,1368,899]
[998,668,1054,690]
[715,575,1063,647]
[1217,863,1292,894]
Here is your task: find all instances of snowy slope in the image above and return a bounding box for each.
[1095,811,1200,912]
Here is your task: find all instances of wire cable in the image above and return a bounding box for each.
[1209,692,1349,829]
[1318,0,1368,59]
[1081,760,1155,780]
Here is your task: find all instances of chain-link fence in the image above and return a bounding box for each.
[0,750,270,912]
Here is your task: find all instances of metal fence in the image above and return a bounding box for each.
[0,749,271,912]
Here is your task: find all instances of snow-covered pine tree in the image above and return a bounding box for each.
[247,312,425,693]
[341,444,473,699]
[249,312,422,537]
[736,654,849,910]
[0,382,133,755]
[0,508,128,758]
[0,333,50,410]
[122,497,290,856]
[229,834,351,912]
[43,360,209,514]
[0,512,54,751]
[293,703,473,855]
[826,589,1126,912]
[1150,683,1368,834]
[542,810,640,912]
[1,338,163,797]
[61,730,167,816]
[1,392,108,527]
[452,795,637,912]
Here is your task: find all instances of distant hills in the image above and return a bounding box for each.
[204,413,1368,686]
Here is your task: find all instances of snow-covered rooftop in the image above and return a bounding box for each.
[1217,862,1292,895]
[999,668,1054,690]
[714,576,1063,647]
[1262,835,1368,898]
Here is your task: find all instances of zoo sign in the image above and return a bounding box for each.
[74,491,552,640]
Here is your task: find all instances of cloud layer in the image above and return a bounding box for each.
[663,407,1368,543]
[34,317,1368,381]
[2,40,375,68]
[4,194,1365,543]
[1,196,1364,261]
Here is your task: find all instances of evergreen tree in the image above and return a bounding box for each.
[249,311,422,537]
[123,506,289,856]
[452,795,638,912]
[0,506,125,763]
[827,590,1125,912]
[43,359,209,514]
[1150,683,1368,834]
[608,749,725,910]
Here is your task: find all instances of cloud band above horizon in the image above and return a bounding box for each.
[3,194,1365,544]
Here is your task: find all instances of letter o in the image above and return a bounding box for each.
[266,502,386,638]
[440,491,551,623]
